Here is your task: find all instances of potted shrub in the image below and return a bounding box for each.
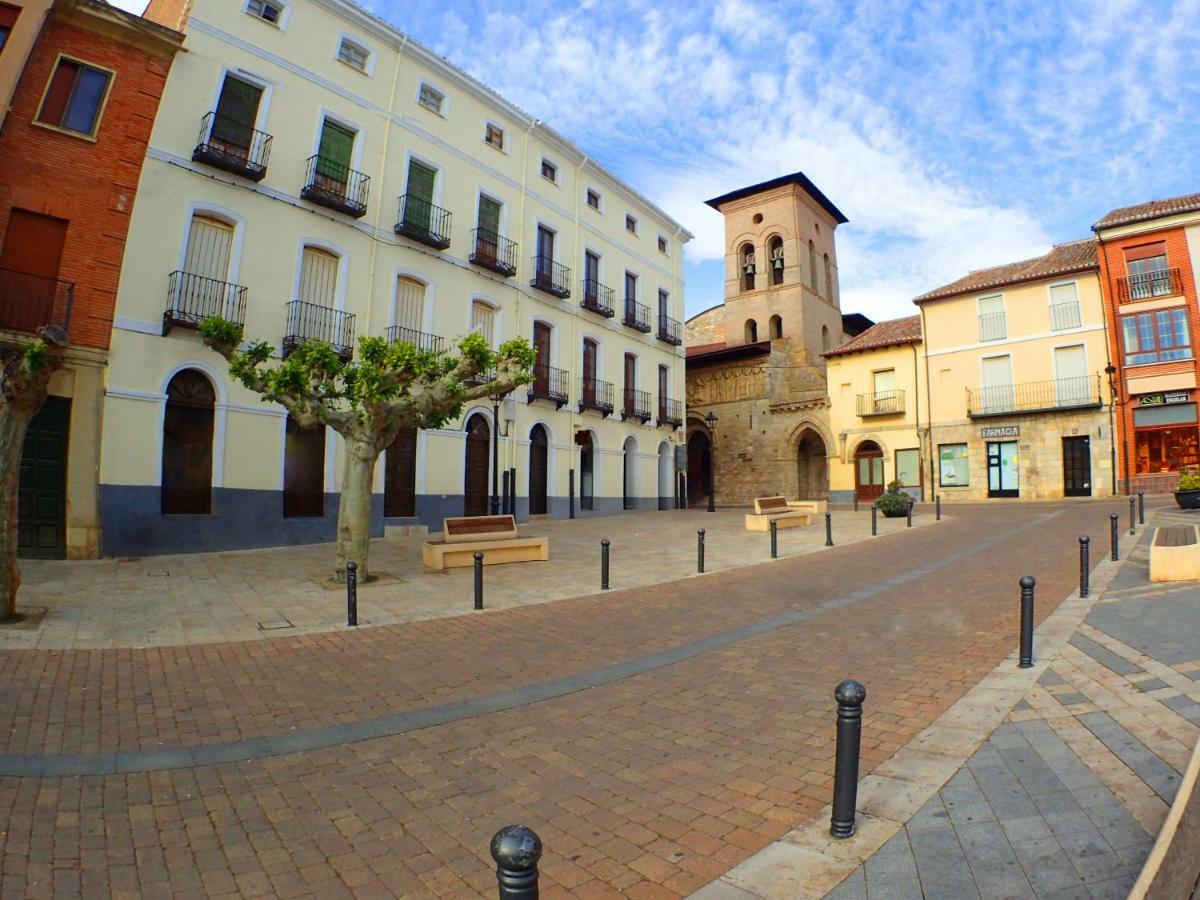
[876,480,912,518]
[1174,470,1200,509]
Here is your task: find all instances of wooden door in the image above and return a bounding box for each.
[529,425,548,515]
[0,209,68,333]
[687,431,710,508]
[161,370,215,514]
[385,428,417,517]
[536,226,554,283]
[658,365,668,420]
[533,322,551,394]
[464,414,490,516]
[212,74,262,156]
[18,396,69,559]
[624,353,635,415]
[854,441,885,501]
[582,339,597,406]
[1062,436,1091,497]
[283,415,325,517]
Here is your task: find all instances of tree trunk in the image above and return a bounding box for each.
[0,409,33,620]
[334,438,378,582]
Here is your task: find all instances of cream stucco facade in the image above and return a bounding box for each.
[100,0,691,555]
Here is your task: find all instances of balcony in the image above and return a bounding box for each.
[857,389,905,417]
[394,194,451,250]
[657,314,683,346]
[528,363,568,408]
[579,376,614,415]
[465,367,496,388]
[658,397,683,428]
[1118,267,1182,303]
[622,388,651,423]
[385,325,443,354]
[469,228,518,277]
[580,279,615,317]
[192,112,271,181]
[0,267,73,339]
[967,375,1101,418]
[978,312,1007,342]
[283,300,356,360]
[623,298,651,333]
[164,271,247,334]
[531,256,571,298]
[1050,301,1082,331]
[301,155,369,218]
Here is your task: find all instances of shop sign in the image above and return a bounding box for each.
[1138,391,1191,407]
[981,425,1019,438]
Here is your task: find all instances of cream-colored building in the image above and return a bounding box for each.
[101,0,691,555]
[824,316,925,503]
[0,1,52,129]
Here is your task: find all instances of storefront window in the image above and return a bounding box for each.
[1134,402,1199,474]
[938,443,969,486]
[896,448,921,487]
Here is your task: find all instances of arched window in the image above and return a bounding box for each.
[283,414,325,518]
[470,298,497,347]
[299,245,338,307]
[745,319,758,343]
[172,214,235,326]
[740,242,756,292]
[392,276,426,346]
[821,325,831,352]
[769,315,783,340]
[808,240,817,290]
[161,369,216,515]
[824,253,833,299]
[768,236,784,286]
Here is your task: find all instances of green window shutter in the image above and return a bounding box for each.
[477,196,501,236]
[213,76,261,149]
[407,160,436,201]
[317,121,355,178]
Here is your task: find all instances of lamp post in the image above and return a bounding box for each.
[1104,363,1121,497]
[489,389,513,516]
[705,410,719,513]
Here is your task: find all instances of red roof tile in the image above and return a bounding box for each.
[823,315,921,358]
[1093,192,1200,230]
[912,239,1097,303]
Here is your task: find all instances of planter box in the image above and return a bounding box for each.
[1175,489,1200,510]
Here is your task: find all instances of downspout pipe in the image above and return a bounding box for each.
[910,340,922,501]
[919,304,935,496]
[1092,228,1124,496]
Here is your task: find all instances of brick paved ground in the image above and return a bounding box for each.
[0,500,1136,897]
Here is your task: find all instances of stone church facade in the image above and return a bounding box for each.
[684,174,868,507]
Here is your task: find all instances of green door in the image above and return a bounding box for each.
[18,396,70,559]
[212,74,262,152]
[405,159,436,232]
[317,119,354,182]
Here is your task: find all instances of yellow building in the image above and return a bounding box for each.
[0,1,52,130]
[824,316,925,503]
[100,0,691,555]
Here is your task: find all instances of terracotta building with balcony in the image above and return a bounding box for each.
[0,0,182,559]
[1094,193,1200,494]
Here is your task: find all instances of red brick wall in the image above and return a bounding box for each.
[1098,227,1200,493]
[0,16,176,350]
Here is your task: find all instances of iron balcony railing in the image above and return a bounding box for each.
[394,194,451,250]
[967,375,1101,418]
[465,367,496,388]
[527,363,569,408]
[1118,267,1182,303]
[301,154,369,218]
[658,397,683,428]
[978,312,1007,342]
[581,279,615,317]
[1050,301,1082,331]
[385,325,443,353]
[622,388,651,422]
[469,228,518,277]
[0,267,73,338]
[857,389,905,417]
[623,298,651,332]
[192,111,272,181]
[657,314,683,345]
[579,376,614,414]
[531,255,571,298]
[164,271,247,334]
[283,300,356,360]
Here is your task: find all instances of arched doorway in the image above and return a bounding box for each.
[528,424,548,515]
[687,431,711,508]
[796,429,828,499]
[854,440,885,502]
[623,435,637,510]
[161,369,216,514]
[578,431,595,511]
[464,413,490,516]
[658,442,673,510]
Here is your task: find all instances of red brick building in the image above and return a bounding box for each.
[0,0,181,558]
[1095,194,1200,494]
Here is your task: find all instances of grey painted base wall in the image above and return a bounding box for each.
[830,488,921,506]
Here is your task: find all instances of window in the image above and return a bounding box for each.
[824,253,832,298]
[1124,242,1172,298]
[471,299,496,347]
[540,158,557,183]
[625,214,638,234]
[1134,404,1199,474]
[895,449,921,488]
[315,118,355,185]
[740,243,756,292]
[625,271,637,302]
[1122,309,1191,365]
[1054,344,1090,404]
[299,246,338,307]
[0,4,19,56]
[477,194,501,238]
[658,289,669,319]
[978,294,1006,341]
[161,370,216,515]
[283,415,325,518]
[769,314,782,340]
[36,56,112,138]
[417,82,444,114]
[394,276,425,336]
[658,235,668,255]
[745,320,757,343]
[939,443,969,487]
[484,122,504,150]
[404,157,437,231]
[246,0,283,24]
[337,37,369,72]
[808,240,817,290]
[873,368,898,412]
[821,325,830,352]
[586,189,601,210]
[211,74,263,153]
[174,215,235,322]
[1049,282,1081,331]
[768,236,784,286]
[980,355,1014,410]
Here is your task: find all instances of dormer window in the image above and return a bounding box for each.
[484,122,504,150]
[417,82,444,115]
[625,214,638,234]
[246,0,283,24]
[540,158,558,183]
[337,37,369,72]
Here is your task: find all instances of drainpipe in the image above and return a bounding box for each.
[1093,230,1124,496]
[910,340,922,500]
[919,304,935,494]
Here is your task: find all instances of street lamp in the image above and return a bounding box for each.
[705,410,719,513]
[490,388,514,515]
[1104,362,1122,496]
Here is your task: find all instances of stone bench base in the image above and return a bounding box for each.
[422,537,549,571]
[744,512,811,532]
[1149,526,1200,582]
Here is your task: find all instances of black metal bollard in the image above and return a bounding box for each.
[906,499,913,528]
[871,503,877,536]
[1138,492,1145,525]
[936,495,941,521]
[1111,513,1119,561]
[830,679,867,839]
[501,470,511,515]
[474,552,484,610]
[568,469,575,519]
[1129,497,1136,535]
[853,496,859,513]
[1079,536,1090,598]
[825,512,834,547]
[346,560,358,627]
[1018,575,1035,668]
[697,529,705,573]
[491,825,542,899]
[600,540,610,590]
[770,519,778,559]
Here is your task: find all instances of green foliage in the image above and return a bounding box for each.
[875,479,912,516]
[20,340,48,373]
[1179,470,1200,492]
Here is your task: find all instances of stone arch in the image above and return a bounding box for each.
[785,419,834,501]
[769,314,783,340]
[744,319,758,343]
[739,242,756,292]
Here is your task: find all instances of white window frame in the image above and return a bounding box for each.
[176,202,247,288]
[292,237,349,312]
[535,219,562,266]
[540,156,559,185]
[402,149,443,207]
[389,267,436,334]
[245,0,290,29]
[473,188,508,238]
[335,34,374,76]
[415,79,448,117]
[1046,279,1082,331]
[482,119,506,153]
[311,108,365,173]
[585,187,603,212]
[977,292,1006,341]
[625,213,639,235]
[209,67,274,136]
[657,234,669,256]
[531,318,559,369]
[468,295,502,348]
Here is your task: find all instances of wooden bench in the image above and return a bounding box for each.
[1150,524,1200,582]
[745,496,811,532]
[422,515,549,570]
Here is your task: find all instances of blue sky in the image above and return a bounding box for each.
[116,0,1200,324]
